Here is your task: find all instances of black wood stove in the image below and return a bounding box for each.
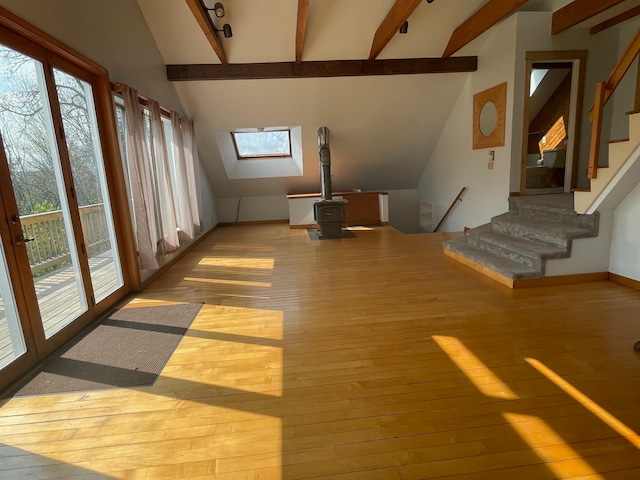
[314,127,346,238]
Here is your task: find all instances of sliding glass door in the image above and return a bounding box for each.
[0,31,125,389]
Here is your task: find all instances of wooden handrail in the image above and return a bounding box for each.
[588,28,640,179]
[588,82,607,179]
[434,187,467,233]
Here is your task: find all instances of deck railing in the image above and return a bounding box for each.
[20,204,110,275]
[588,29,640,179]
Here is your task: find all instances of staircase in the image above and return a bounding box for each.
[443,194,600,287]
[574,111,640,214]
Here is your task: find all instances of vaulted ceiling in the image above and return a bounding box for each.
[136,0,640,198]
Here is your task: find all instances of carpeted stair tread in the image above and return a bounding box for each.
[443,194,600,284]
[468,226,568,260]
[444,236,541,280]
[491,212,592,247]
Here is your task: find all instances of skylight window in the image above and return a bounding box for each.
[530,68,549,97]
[231,130,291,159]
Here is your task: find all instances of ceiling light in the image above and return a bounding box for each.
[201,0,233,38]
[216,24,232,38]
[213,2,225,18]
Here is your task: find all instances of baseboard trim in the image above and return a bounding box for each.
[513,272,609,288]
[443,249,514,288]
[290,222,389,229]
[444,249,610,289]
[290,223,317,229]
[219,219,289,226]
[139,225,217,291]
[608,273,640,290]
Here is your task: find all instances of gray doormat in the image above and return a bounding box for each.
[12,303,203,397]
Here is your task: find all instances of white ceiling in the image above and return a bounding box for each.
[136,0,640,198]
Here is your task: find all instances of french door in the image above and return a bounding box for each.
[0,29,125,390]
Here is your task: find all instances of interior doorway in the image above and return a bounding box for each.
[520,51,588,196]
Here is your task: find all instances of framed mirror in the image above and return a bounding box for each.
[473,82,507,149]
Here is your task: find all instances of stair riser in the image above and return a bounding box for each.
[466,234,542,270]
[492,220,570,249]
[609,140,636,163]
[516,208,598,233]
[629,112,640,140]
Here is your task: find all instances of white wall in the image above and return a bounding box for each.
[387,189,419,233]
[610,182,640,281]
[417,15,519,232]
[216,196,289,224]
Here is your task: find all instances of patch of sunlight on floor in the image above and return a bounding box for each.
[504,412,602,478]
[433,335,519,400]
[183,277,272,288]
[198,257,275,269]
[526,357,640,448]
[346,226,374,231]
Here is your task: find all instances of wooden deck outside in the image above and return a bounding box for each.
[1,224,640,478]
[0,251,119,369]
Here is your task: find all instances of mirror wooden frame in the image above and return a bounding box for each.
[473,82,507,149]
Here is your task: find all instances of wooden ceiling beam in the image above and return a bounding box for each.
[295,0,310,63]
[167,57,478,81]
[369,0,423,61]
[442,0,529,58]
[185,0,228,65]
[552,0,624,35]
[590,5,640,35]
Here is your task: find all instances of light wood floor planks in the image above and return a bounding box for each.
[2,223,640,479]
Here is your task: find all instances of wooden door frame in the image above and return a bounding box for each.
[519,50,588,195]
[0,6,139,391]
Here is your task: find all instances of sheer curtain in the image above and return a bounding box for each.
[119,84,202,269]
[172,112,202,240]
[148,100,179,253]
[122,86,158,270]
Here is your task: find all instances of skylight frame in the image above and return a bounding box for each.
[231,129,292,160]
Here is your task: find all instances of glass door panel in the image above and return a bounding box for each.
[53,69,123,303]
[0,235,27,370]
[0,44,87,339]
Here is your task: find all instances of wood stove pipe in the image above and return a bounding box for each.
[318,126,332,201]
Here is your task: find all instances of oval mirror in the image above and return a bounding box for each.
[479,101,498,136]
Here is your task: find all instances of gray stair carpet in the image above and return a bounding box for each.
[443,194,599,280]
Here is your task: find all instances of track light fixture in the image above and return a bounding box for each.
[215,24,233,38]
[400,0,433,34]
[201,1,233,38]
[212,2,225,18]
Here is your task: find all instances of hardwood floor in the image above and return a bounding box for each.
[1,223,640,479]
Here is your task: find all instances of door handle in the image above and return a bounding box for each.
[15,234,35,246]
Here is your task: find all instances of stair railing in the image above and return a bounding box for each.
[434,187,467,232]
[588,28,640,180]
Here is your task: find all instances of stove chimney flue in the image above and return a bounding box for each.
[318,126,332,201]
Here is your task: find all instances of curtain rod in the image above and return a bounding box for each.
[111,82,173,118]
